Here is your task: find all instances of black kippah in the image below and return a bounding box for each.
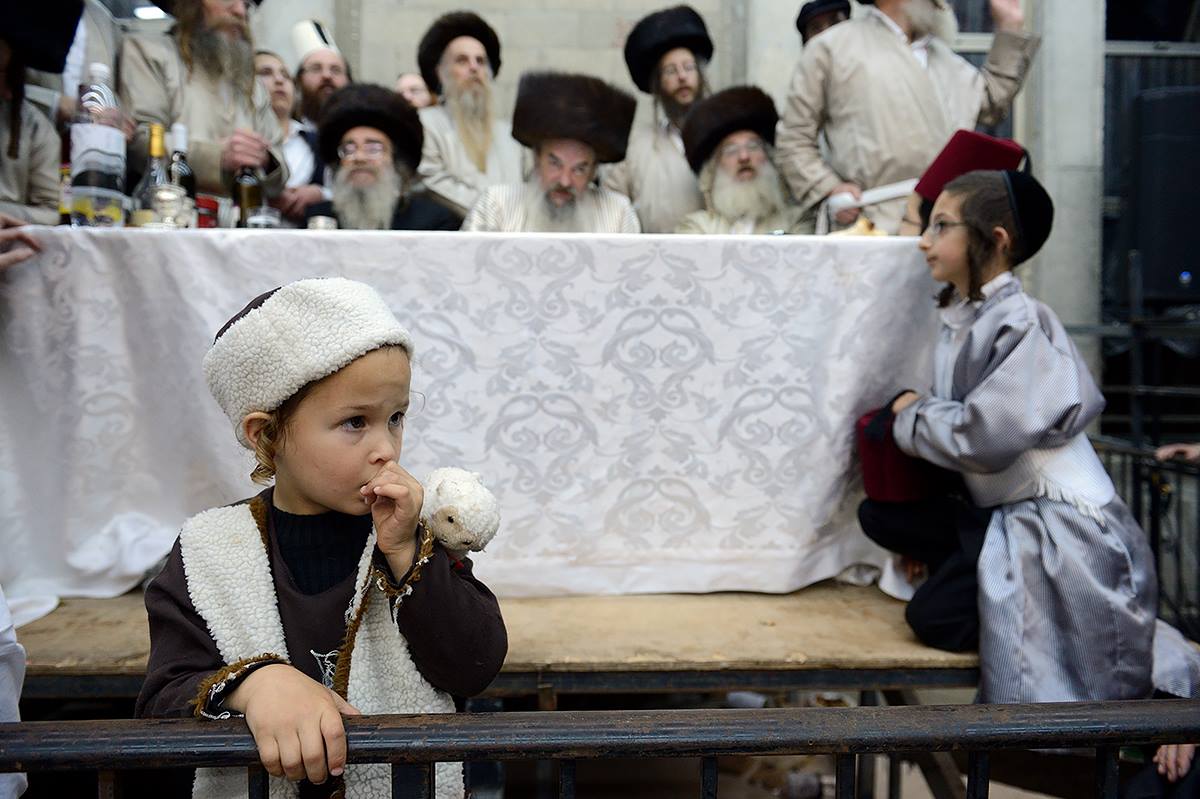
[1002,170,1054,265]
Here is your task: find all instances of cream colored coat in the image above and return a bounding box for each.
[601,118,703,234]
[463,183,640,233]
[417,104,526,217]
[0,100,61,225]
[776,14,1039,233]
[117,32,287,197]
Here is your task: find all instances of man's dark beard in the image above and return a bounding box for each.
[656,82,706,129]
[300,87,328,124]
[192,26,254,95]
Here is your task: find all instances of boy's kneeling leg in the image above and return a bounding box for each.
[904,549,979,652]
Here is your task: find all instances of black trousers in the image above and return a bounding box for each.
[857,494,991,653]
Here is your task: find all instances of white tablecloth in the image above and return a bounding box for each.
[0,228,937,626]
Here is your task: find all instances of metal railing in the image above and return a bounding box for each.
[1094,435,1200,641]
[2,700,1198,798]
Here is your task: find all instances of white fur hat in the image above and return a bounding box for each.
[291,19,340,73]
[203,278,413,446]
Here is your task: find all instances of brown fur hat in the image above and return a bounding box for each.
[623,5,714,94]
[417,11,501,95]
[512,72,637,164]
[318,83,423,173]
[681,86,778,174]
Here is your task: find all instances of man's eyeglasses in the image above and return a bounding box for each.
[337,141,388,159]
[719,140,765,160]
[302,64,347,78]
[926,219,969,239]
[661,62,698,79]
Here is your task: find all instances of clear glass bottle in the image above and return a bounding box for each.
[130,123,169,226]
[168,123,196,201]
[69,62,126,227]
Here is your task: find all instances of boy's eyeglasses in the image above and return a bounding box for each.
[927,219,969,240]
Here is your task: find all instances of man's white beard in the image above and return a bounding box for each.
[192,26,254,90]
[521,181,585,233]
[710,159,787,223]
[441,70,494,173]
[333,166,402,230]
[906,0,959,41]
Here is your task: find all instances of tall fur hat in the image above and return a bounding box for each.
[417,11,501,95]
[512,72,637,163]
[681,86,779,174]
[318,83,423,172]
[623,5,714,94]
[204,278,413,447]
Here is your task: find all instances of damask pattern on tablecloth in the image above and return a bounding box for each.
[0,229,936,625]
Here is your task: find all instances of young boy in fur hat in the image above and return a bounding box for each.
[137,278,507,799]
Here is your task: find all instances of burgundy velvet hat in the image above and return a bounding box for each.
[914,130,1026,202]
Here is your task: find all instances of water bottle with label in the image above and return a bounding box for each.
[70,63,126,227]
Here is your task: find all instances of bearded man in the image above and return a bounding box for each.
[776,0,1038,234]
[306,83,460,231]
[118,0,286,199]
[415,12,524,217]
[601,5,712,234]
[677,87,813,235]
[463,72,639,234]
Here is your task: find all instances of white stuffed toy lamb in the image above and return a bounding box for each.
[420,468,500,553]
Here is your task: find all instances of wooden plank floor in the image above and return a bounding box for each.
[17,582,977,683]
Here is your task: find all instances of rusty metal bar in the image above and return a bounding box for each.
[247,765,267,799]
[3,700,1199,772]
[887,755,901,799]
[836,754,857,799]
[858,690,877,799]
[392,762,432,799]
[1095,747,1118,799]
[965,752,989,799]
[701,756,718,799]
[558,759,576,799]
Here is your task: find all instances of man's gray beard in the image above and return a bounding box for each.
[906,0,959,41]
[521,182,584,233]
[332,166,402,230]
[192,27,254,89]
[441,72,493,172]
[709,159,787,223]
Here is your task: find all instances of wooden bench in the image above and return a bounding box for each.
[17,581,978,701]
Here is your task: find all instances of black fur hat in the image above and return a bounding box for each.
[417,11,501,96]
[681,86,778,173]
[7,2,84,72]
[512,72,637,164]
[623,5,713,94]
[795,0,851,35]
[318,84,423,172]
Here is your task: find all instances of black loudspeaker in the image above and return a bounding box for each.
[1131,86,1200,305]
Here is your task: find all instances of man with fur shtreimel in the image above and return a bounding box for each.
[306,83,460,231]
[414,11,524,217]
[601,4,712,234]
[463,71,639,234]
[677,87,814,235]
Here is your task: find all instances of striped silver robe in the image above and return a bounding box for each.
[893,273,1162,703]
[462,183,641,234]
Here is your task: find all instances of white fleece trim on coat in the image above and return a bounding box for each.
[202,277,414,446]
[180,504,462,799]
